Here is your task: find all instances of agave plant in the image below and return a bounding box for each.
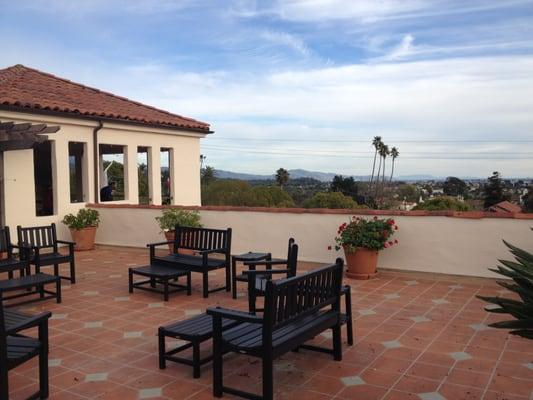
[477,235,533,340]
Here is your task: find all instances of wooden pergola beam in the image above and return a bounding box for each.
[0,120,59,151]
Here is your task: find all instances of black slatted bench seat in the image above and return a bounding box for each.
[129,264,191,301]
[0,273,61,306]
[158,313,240,378]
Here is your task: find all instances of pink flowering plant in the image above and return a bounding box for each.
[333,216,398,252]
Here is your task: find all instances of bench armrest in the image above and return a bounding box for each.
[243,259,288,267]
[243,269,291,277]
[197,248,227,255]
[5,311,52,335]
[207,307,262,324]
[146,241,174,248]
[57,240,75,246]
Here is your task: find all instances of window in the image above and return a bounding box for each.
[99,144,125,201]
[34,141,54,216]
[138,146,150,205]
[161,148,172,205]
[69,142,85,203]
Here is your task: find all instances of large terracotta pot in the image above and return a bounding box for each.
[343,246,379,280]
[164,231,194,255]
[70,226,97,251]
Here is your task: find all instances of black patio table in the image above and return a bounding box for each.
[231,251,272,299]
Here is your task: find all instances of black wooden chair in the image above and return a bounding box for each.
[1,300,51,399]
[0,227,30,280]
[17,223,76,283]
[208,259,344,400]
[244,239,298,313]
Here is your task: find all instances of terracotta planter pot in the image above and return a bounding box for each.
[343,246,379,280]
[163,231,195,255]
[70,226,97,251]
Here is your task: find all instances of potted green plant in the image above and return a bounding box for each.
[333,216,398,279]
[155,209,202,253]
[62,208,100,251]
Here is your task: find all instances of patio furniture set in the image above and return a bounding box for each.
[0,223,76,400]
[1,224,353,400]
[132,225,354,400]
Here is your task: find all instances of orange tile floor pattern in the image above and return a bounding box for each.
[5,246,533,400]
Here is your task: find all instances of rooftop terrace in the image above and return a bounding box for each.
[7,246,533,400]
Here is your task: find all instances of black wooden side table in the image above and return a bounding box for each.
[231,252,271,299]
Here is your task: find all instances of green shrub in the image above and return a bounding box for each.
[62,208,100,230]
[304,191,362,209]
[413,196,470,211]
[155,209,202,232]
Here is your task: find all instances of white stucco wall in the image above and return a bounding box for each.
[0,110,205,237]
[91,206,533,278]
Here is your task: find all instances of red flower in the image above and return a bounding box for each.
[327,245,332,250]
[384,242,390,248]
[388,241,393,245]
[394,226,398,230]
[373,216,378,220]
[394,239,398,244]
[382,230,389,238]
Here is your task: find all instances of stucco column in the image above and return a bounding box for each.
[149,147,162,205]
[126,145,138,203]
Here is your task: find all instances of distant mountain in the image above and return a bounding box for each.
[214,169,443,182]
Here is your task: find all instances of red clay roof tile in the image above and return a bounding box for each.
[0,64,210,132]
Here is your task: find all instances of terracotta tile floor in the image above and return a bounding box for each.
[6,246,533,400]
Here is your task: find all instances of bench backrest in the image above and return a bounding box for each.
[17,223,58,250]
[173,226,232,255]
[263,258,344,331]
[0,227,13,257]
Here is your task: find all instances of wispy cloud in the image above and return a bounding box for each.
[259,30,311,57]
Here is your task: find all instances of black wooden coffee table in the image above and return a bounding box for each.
[129,264,191,301]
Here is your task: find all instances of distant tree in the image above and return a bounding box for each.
[443,176,467,197]
[389,147,399,182]
[304,191,363,209]
[275,168,290,189]
[137,163,149,204]
[330,175,358,199]
[202,180,295,207]
[201,166,216,185]
[369,136,382,188]
[397,184,421,203]
[484,171,509,209]
[523,187,533,213]
[413,196,470,211]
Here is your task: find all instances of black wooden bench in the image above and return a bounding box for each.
[148,226,232,298]
[129,265,191,301]
[0,272,61,307]
[158,313,239,378]
[1,300,52,400]
[207,259,344,400]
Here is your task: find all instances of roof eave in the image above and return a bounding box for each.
[0,104,214,135]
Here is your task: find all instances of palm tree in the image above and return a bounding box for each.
[374,141,384,198]
[369,136,382,188]
[379,144,390,203]
[275,168,290,189]
[389,147,399,182]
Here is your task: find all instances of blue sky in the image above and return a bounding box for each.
[2,0,533,178]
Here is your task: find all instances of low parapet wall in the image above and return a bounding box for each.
[89,204,533,278]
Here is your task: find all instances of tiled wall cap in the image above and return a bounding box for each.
[86,203,533,219]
